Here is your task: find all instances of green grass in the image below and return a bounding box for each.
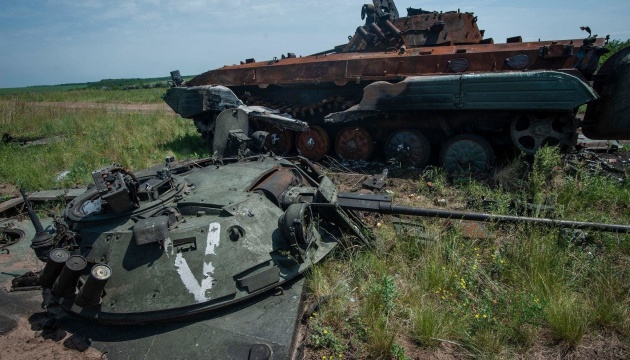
[305,147,630,357]
[0,88,166,104]
[0,99,206,190]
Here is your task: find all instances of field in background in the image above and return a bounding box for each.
[0,97,205,191]
[0,86,629,359]
[0,75,195,103]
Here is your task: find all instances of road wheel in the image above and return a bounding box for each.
[264,125,294,155]
[384,130,431,167]
[439,134,494,176]
[295,126,330,161]
[334,126,374,160]
[510,113,575,155]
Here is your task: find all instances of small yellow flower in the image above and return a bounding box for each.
[377,222,382,228]
[339,355,343,358]
[324,330,328,334]
[483,314,487,319]
[475,314,480,319]
[441,296,445,300]
[500,260,504,264]
[313,312,318,316]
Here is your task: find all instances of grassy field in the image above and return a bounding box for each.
[0,91,628,359]
[0,98,206,190]
[307,153,630,359]
[0,88,167,104]
[0,84,89,94]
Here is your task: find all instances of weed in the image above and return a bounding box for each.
[309,320,347,355]
[545,293,589,345]
[412,302,464,347]
[529,146,562,203]
[390,343,410,360]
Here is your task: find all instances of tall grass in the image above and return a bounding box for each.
[0,99,205,190]
[304,147,630,357]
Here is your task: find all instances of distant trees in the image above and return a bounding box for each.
[600,38,630,66]
[85,78,170,90]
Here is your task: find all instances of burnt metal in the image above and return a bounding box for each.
[162,0,629,176]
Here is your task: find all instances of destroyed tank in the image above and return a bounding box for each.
[3,111,630,359]
[163,0,630,174]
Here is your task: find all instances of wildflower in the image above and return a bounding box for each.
[377,222,382,228]
[339,355,343,358]
[483,314,487,319]
[473,264,477,270]
[500,260,504,264]
[475,314,480,319]
[441,296,445,300]
[324,330,328,335]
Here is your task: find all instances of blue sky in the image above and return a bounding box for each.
[1,0,628,88]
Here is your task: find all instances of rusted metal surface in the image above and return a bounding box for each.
[164,0,626,170]
[295,126,330,161]
[187,39,600,88]
[264,125,294,156]
[334,126,374,160]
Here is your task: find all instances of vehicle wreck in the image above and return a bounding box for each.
[2,106,630,358]
[163,0,630,175]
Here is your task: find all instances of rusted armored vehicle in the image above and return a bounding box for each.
[167,1,630,174]
[163,0,630,173]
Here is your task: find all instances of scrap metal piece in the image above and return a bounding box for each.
[362,169,388,191]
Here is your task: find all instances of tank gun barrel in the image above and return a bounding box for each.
[334,193,630,234]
